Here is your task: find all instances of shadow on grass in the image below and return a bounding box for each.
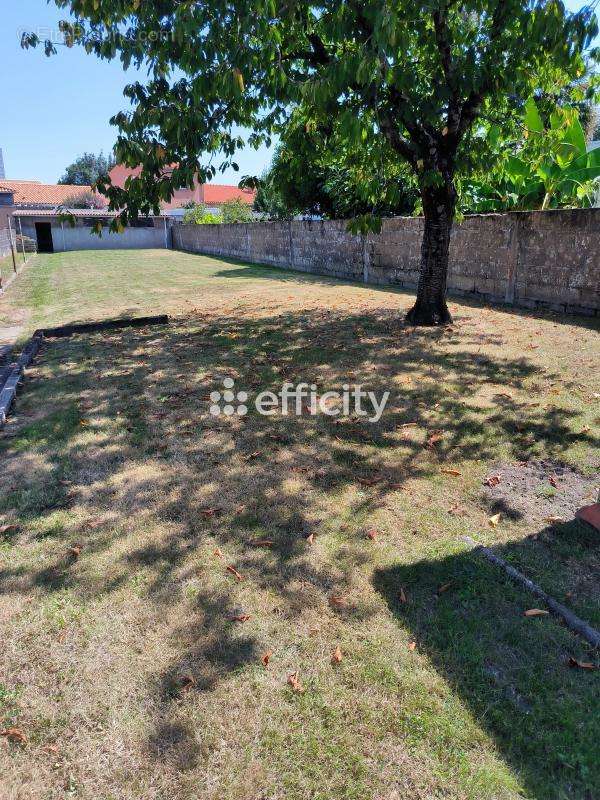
[373,518,600,799]
[0,303,597,792]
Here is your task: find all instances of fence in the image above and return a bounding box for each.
[0,224,35,292]
[173,208,600,317]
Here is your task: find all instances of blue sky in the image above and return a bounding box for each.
[0,0,594,185]
[0,0,275,184]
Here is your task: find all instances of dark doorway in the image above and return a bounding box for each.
[35,222,54,253]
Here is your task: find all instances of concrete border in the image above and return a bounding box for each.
[0,315,170,429]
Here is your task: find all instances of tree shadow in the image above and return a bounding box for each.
[0,304,597,785]
[373,518,600,800]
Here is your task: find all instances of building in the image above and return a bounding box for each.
[0,180,97,211]
[108,164,256,216]
[13,209,171,253]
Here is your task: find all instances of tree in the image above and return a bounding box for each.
[221,197,254,223]
[182,204,222,224]
[60,189,106,209]
[58,152,115,186]
[256,113,419,219]
[26,1,598,324]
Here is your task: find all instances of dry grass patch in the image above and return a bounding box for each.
[0,249,598,799]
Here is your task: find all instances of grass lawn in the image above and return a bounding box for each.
[0,249,598,800]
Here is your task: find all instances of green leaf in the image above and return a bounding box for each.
[524,97,544,134]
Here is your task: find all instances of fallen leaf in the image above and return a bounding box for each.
[229,614,251,623]
[427,431,443,447]
[213,548,224,559]
[398,587,408,603]
[226,565,243,581]
[568,657,598,670]
[86,518,103,530]
[524,608,549,617]
[366,528,378,541]
[200,507,220,518]
[1,728,26,744]
[244,451,263,461]
[408,641,417,651]
[357,476,382,487]
[448,503,468,517]
[179,674,196,691]
[329,594,350,610]
[67,544,82,560]
[306,533,315,545]
[488,513,502,527]
[331,645,343,664]
[287,671,305,693]
[437,581,454,595]
[548,475,559,488]
[261,651,272,667]
[0,524,19,535]
[42,743,59,755]
[483,475,501,487]
[441,468,462,477]
[544,515,564,524]
[248,539,274,547]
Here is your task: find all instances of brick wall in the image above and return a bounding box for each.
[173,209,600,316]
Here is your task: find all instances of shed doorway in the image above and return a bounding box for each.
[35,222,54,253]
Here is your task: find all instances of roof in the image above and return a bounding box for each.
[0,180,98,208]
[13,208,168,218]
[108,165,255,208]
[0,185,14,194]
[203,184,255,205]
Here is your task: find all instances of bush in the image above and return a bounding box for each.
[182,203,222,224]
[221,197,253,223]
[61,190,106,209]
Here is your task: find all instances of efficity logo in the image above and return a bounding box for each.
[209,377,389,423]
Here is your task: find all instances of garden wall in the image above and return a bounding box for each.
[173,209,600,316]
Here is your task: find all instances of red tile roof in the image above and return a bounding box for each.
[108,166,255,208]
[0,180,97,208]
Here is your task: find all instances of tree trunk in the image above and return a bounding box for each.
[406,183,456,326]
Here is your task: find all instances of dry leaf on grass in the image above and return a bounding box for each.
[67,544,82,560]
[357,476,382,487]
[248,539,275,548]
[0,524,19,535]
[331,645,343,664]
[200,507,220,518]
[306,533,314,545]
[524,609,549,617]
[287,672,305,693]
[483,475,501,487]
[261,651,272,667]
[329,594,350,610]
[1,728,26,745]
[179,674,196,691]
[226,565,244,581]
[544,515,564,524]
[548,475,559,488]
[229,614,251,623]
[408,641,417,651]
[366,528,378,541]
[567,657,598,670]
[437,581,454,595]
[440,468,462,477]
[213,548,224,559]
[427,431,443,448]
[398,587,408,603]
[488,513,502,527]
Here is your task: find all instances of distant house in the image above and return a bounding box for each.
[108,164,256,216]
[0,180,98,211]
[0,185,14,229]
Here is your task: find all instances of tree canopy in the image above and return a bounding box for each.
[26,0,598,323]
[58,151,115,186]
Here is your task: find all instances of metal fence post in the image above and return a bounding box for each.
[7,216,17,272]
[16,216,26,263]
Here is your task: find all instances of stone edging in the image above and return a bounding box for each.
[0,315,170,429]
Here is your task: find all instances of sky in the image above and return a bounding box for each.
[0,0,275,184]
[0,0,594,185]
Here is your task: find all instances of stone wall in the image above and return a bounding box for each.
[173,209,600,316]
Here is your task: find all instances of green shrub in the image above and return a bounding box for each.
[182,203,222,224]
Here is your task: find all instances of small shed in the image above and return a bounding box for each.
[12,209,172,253]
